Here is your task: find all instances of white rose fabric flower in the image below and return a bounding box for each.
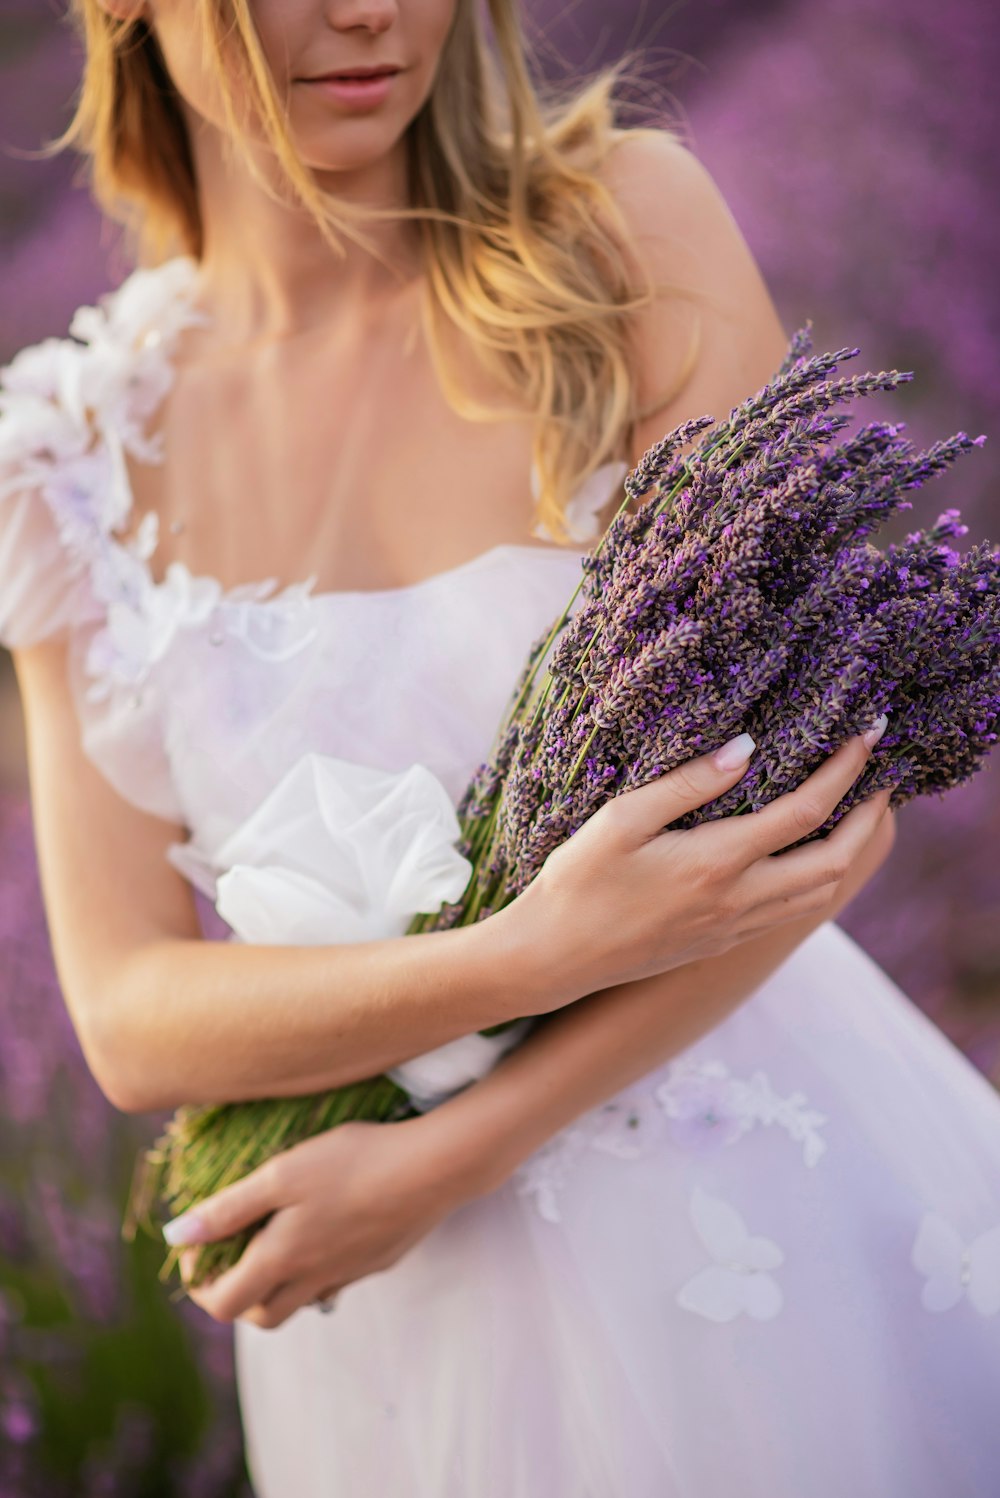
[208,752,473,944]
[168,751,526,1111]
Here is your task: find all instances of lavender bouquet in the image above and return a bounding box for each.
[126,327,999,1288]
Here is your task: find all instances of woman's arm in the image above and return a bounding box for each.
[419,798,896,1203]
[15,624,883,1117]
[173,797,893,1329]
[13,637,532,1113]
[19,617,880,1114]
[11,137,881,1122]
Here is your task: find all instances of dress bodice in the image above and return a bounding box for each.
[0,257,623,878]
[156,540,585,886]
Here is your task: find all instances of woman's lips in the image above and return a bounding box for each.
[299,71,399,109]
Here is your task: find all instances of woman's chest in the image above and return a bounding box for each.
[117,314,542,597]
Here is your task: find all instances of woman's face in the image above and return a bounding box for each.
[140,0,458,176]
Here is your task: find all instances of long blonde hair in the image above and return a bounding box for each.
[55,0,701,541]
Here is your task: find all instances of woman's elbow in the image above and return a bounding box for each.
[80,1015,158,1114]
[70,971,167,1115]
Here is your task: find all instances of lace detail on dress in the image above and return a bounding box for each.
[0,260,204,537]
[513,1094,672,1225]
[656,1057,829,1167]
[0,259,212,690]
[216,580,321,663]
[514,1058,829,1225]
[0,258,328,695]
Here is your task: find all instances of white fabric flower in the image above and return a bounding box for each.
[0,336,74,401]
[0,342,93,471]
[81,345,176,464]
[514,1093,668,1222]
[514,1125,598,1225]
[206,753,471,945]
[84,558,222,699]
[0,257,218,709]
[657,1058,829,1168]
[67,258,208,462]
[657,1069,746,1151]
[69,257,204,355]
[588,1094,670,1159]
[125,509,161,562]
[530,459,628,544]
[169,752,514,1111]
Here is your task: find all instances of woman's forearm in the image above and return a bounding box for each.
[102,907,539,1114]
[425,918,827,1198]
[421,810,894,1199]
[422,904,853,1202]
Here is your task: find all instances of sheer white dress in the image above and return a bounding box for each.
[2,259,999,1498]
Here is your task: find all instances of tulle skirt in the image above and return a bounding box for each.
[234,922,1000,1497]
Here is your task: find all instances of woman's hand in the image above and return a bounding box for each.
[507,723,893,1003]
[168,1115,473,1329]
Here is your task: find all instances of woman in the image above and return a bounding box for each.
[2,0,998,1493]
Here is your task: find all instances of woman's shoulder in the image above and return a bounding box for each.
[0,257,205,651]
[597,126,740,248]
[595,125,792,450]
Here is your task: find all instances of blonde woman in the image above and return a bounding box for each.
[2,1,999,1493]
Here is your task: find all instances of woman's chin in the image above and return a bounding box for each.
[292,125,409,179]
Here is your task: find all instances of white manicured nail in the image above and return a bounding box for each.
[862,713,889,749]
[163,1210,207,1246]
[713,732,757,771]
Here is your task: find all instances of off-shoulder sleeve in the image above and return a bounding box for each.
[0,258,205,653]
[0,303,193,827]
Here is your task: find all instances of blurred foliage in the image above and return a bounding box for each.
[0,795,252,1496]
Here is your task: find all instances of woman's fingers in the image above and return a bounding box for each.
[186,1219,294,1322]
[718,729,883,864]
[605,732,758,846]
[163,1158,283,1249]
[241,1276,331,1330]
[750,789,892,905]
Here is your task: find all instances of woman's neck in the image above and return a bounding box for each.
[186,111,423,345]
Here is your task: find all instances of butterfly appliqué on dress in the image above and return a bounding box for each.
[676,1186,785,1324]
[911,1212,1000,1317]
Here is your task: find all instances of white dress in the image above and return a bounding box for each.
[2,259,1000,1498]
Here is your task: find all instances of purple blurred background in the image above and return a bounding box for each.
[1,0,998,1491]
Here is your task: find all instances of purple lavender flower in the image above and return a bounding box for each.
[420,327,997,913]
[142,327,1000,1287]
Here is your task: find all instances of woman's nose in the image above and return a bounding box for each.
[323,0,399,35]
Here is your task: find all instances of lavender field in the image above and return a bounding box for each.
[1,0,997,1491]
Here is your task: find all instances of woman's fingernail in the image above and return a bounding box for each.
[712,732,757,771]
[163,1210,208,1246]
[862,713,889,749]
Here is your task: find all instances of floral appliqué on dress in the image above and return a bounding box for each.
[0,258,318,704]
[513,1057,829,1226]
[656,1057,829,1167]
